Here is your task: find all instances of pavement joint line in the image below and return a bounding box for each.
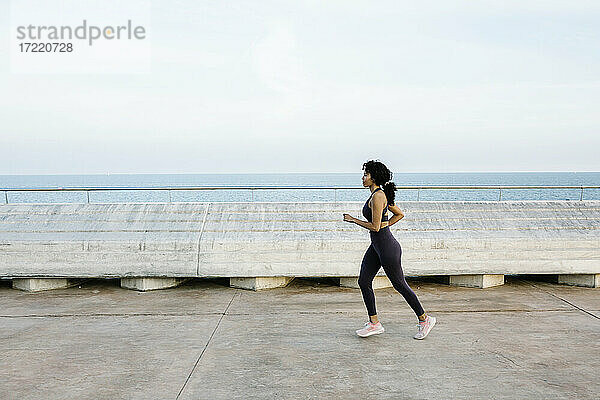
[491,351,522,368]
[517,278,600,320]
[176,289,239,400]
[0,308,592,319]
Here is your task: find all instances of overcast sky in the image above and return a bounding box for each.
[1,0,599,174]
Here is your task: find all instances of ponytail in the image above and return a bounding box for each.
[382,181,397,206]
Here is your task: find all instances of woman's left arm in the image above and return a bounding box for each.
[387,204,404,227]
[343,192,386,232]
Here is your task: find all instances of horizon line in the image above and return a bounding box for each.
[1,170,599,176]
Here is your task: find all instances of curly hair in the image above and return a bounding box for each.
[362,159,396,206]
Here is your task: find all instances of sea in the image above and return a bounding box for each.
[0,172,599,203]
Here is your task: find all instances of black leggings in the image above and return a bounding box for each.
[358,227,425,318]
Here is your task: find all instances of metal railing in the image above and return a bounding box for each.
[1,185,599,204]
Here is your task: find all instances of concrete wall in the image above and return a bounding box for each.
[1,201,599,278]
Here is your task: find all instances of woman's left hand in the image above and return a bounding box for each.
[342,213,355,223]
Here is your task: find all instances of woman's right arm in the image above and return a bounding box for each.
[387,204,404,227]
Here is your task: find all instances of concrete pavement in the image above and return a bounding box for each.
[1,275,598,399]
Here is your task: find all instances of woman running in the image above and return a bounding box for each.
[343,160,436,339]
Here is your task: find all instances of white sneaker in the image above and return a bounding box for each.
[414,315,436,340]
[356,321,385,337]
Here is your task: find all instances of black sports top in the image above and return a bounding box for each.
[362,187,389,223]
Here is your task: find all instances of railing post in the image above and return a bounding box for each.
[417,188,420,201]
[498,188,502,201]
[168,190,172,203]
[4,191,7,204]
[580,187,583,201]
[251,189,254,202]
[86,191,90,204]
